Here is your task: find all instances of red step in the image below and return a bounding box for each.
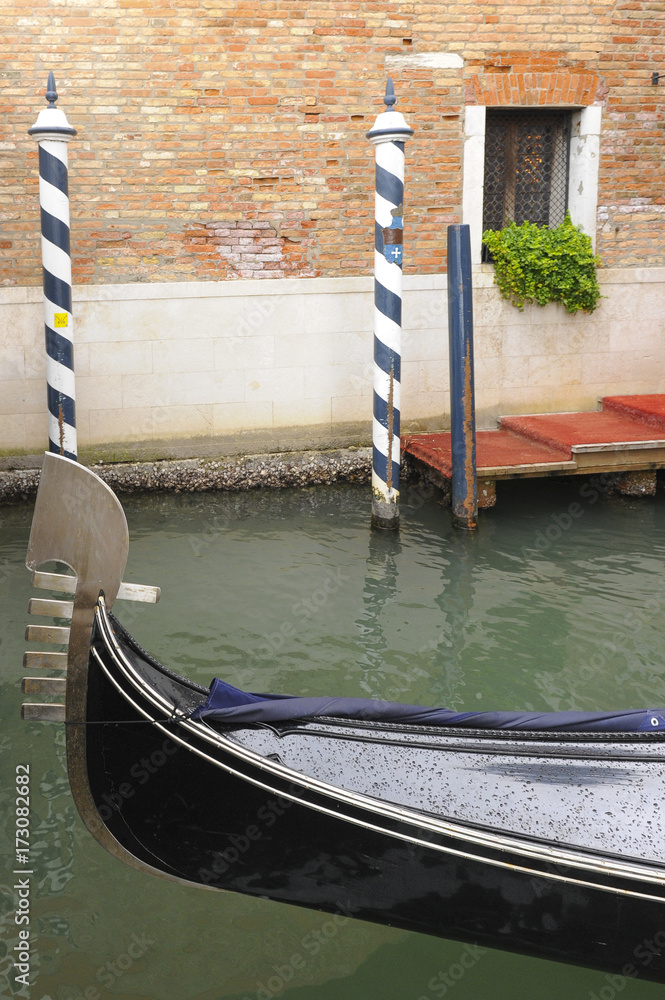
[602,394,665,431]
[403,429,574,478]
[403,394,665,481]
[500,409,665,453]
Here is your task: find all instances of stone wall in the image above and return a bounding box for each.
[2,267,664,460]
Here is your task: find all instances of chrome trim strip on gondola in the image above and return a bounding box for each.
[95,599,665,899]
[90,642,665,906]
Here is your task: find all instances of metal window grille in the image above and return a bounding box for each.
[482,109,571,261]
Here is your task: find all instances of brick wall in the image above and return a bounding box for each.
[1,0,664,287]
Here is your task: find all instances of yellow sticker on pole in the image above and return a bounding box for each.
[54,313,68,328]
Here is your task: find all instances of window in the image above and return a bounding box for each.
[481,109,571,261]
[463,105,601,265]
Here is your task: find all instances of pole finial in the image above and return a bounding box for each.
[46,71,58,106]
[28,71,76,141]
[384,77,397,109]
[366,78,413,144]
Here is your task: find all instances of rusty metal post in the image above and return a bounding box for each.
[447,224,477,530]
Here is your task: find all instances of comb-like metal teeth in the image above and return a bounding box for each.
[117,581,160,604]
[32,570,77,594]
[23,651,68,670]
[23,557,159,724]
[25,624,71,644]
[22,677,67,697]
[31,570,160,603]
[28,597,74,618]
[21,703,66,722]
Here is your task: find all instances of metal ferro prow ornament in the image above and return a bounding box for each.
[22,453,163,876]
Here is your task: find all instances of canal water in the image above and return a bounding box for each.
[2,477,665,1000]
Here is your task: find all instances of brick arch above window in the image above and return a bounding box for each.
[466,71,602,109]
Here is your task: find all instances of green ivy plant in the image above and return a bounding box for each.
[482,212,601,314]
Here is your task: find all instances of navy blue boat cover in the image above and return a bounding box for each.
[190,678,665,732]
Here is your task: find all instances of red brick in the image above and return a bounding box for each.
[0,2,662,284]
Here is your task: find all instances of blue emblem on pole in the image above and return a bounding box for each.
[382,216,403,266]
[385,244,403,265]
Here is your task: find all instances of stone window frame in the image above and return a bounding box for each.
[463,104,602,265]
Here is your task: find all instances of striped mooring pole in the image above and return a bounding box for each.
[28,72,77,460]
[367,79,413,531]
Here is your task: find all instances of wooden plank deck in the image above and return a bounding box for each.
[402,394,665,505]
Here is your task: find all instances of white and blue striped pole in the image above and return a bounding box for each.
[28,72,77,460]
[367,79,413,530]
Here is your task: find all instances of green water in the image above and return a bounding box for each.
[2,477,665,1000]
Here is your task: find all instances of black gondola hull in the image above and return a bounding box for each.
[84,610,665,983]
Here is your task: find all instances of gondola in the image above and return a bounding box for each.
[21,453,665,982]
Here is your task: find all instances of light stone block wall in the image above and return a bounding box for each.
[1,268,664,459]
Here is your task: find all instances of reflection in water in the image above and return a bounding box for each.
[429,530,479,709]
[2,480,665,999]
[355,530,402,698]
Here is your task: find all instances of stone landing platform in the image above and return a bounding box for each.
[402,395,665,508]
